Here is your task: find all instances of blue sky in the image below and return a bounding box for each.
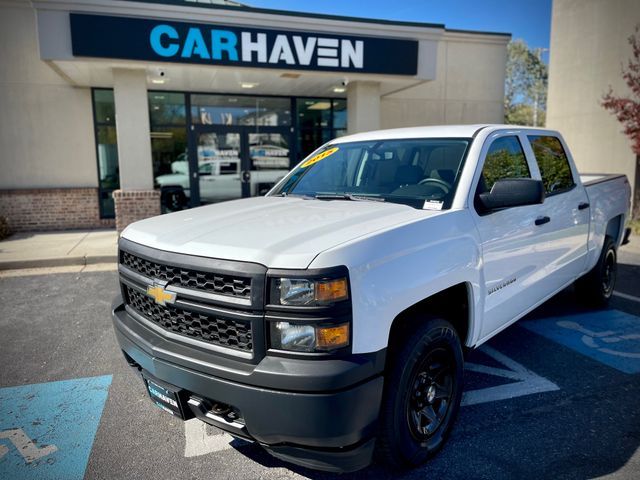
[248,0,552,56]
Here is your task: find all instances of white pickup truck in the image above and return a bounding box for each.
[112,125,632,473]
[156,157,288,208]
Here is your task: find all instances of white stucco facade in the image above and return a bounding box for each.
[0,1,97,189]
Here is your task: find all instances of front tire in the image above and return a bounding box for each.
[377,318,463,470]
[575,236,617,307]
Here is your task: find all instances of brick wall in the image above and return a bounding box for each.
[0,188,114,232]
[113,189,161,233]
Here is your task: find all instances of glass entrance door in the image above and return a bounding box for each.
[196,129,243,205]
[248,131,291,197]
[190,126,291,206]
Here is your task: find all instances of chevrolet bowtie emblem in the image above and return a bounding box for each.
[146,284,176,306]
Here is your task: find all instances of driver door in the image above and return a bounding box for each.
[472,133,548,340]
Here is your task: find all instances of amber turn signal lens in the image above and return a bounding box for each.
[315,277,349,303]
[316,324,350,349]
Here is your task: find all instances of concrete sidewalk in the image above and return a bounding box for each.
[0,230,118,270]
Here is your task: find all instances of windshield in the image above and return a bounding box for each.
[270,138,471,209]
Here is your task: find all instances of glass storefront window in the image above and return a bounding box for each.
[152,127,189,212]
[191,95,291,126]
[94,89,116,124]
[298,128,332,159]
[148,91,188,213]
[93,89,119,218]
[298,98,331,128]
[333,99,347,129]
[92,90,346,216]
[149,92,186,126]
[296,98,347,159]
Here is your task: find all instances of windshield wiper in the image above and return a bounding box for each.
[314,193,385,202]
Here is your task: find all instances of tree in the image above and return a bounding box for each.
[504,40,548,126]
[601,25,640,220]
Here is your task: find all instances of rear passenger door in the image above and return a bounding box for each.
[524,134,590,292]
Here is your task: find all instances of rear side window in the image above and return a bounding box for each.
[478,136,530,193]
[528,136,575,195]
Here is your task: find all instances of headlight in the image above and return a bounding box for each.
[271,322,350,352]
[273,277,349,306]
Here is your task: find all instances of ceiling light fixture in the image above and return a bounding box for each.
[151,79,165,84]
[332,86,346,93]
[281,73,301,79]
[240,82,259,89]
[308,101,332,110]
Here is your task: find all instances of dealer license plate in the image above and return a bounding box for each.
[143,376,185,419]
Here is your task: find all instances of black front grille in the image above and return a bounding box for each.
[125,285,253,352]
[122,251,251,299]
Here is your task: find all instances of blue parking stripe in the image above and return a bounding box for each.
[522,310,640,374]
[0,375,112,480]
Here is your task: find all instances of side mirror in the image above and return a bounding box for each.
[478,178,545,211]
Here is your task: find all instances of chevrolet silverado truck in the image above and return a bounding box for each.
[112,125,632,472]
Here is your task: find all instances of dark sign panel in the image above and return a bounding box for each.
[69,14,418,75]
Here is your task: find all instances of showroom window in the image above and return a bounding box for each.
[191,94,291,126]
[296,98,347,160]
[92,89,119,218]
[93,90,347,216]
[148,92,188,212]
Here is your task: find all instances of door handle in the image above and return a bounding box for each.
[578,202,590,210]
[535,216,551,226]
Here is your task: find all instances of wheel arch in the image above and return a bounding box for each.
[605,214,624,247]
[387,282,474,355]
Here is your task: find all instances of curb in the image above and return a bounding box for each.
[0,255,118,270]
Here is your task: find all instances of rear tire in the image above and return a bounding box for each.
[377,318,463,470]
[575,236,617,307]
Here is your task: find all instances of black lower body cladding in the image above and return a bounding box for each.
[112,300,385,472]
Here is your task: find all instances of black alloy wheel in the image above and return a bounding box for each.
[406,348,454,441]
[575,236,617,307]
[377,317,463,470]
[601,246,617,299]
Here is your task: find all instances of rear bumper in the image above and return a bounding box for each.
[112,300,384,472]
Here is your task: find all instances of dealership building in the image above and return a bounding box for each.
[0,0,510,232]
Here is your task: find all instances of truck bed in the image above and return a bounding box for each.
[580,173,627,187]
[581,172,631,270]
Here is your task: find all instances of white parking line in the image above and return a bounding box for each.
[613,291,640,304]
[184,418,251,458]
[462,346,559,406]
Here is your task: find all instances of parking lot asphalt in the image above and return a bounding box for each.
[1,256,639,480]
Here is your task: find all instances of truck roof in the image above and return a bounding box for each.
[331,124,557,143]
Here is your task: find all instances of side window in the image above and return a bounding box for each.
[479,136,530,193]
[528,135,575,195]
[198,163,213,175]
[219,161,238,175]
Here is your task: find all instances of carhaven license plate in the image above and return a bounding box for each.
[144,377,185,419]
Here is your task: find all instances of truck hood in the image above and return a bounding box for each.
[121,196,440,268]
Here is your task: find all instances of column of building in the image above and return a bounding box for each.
[111,68,160,233]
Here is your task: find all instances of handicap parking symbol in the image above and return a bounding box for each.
[0,375,111,480]
[522,310,640,374]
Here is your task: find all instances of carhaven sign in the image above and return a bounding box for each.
[69,14,419,75]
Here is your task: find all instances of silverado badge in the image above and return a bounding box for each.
[146,285,176,306]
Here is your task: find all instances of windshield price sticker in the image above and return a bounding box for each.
[301,147,339,168]
[423,200,444,211]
